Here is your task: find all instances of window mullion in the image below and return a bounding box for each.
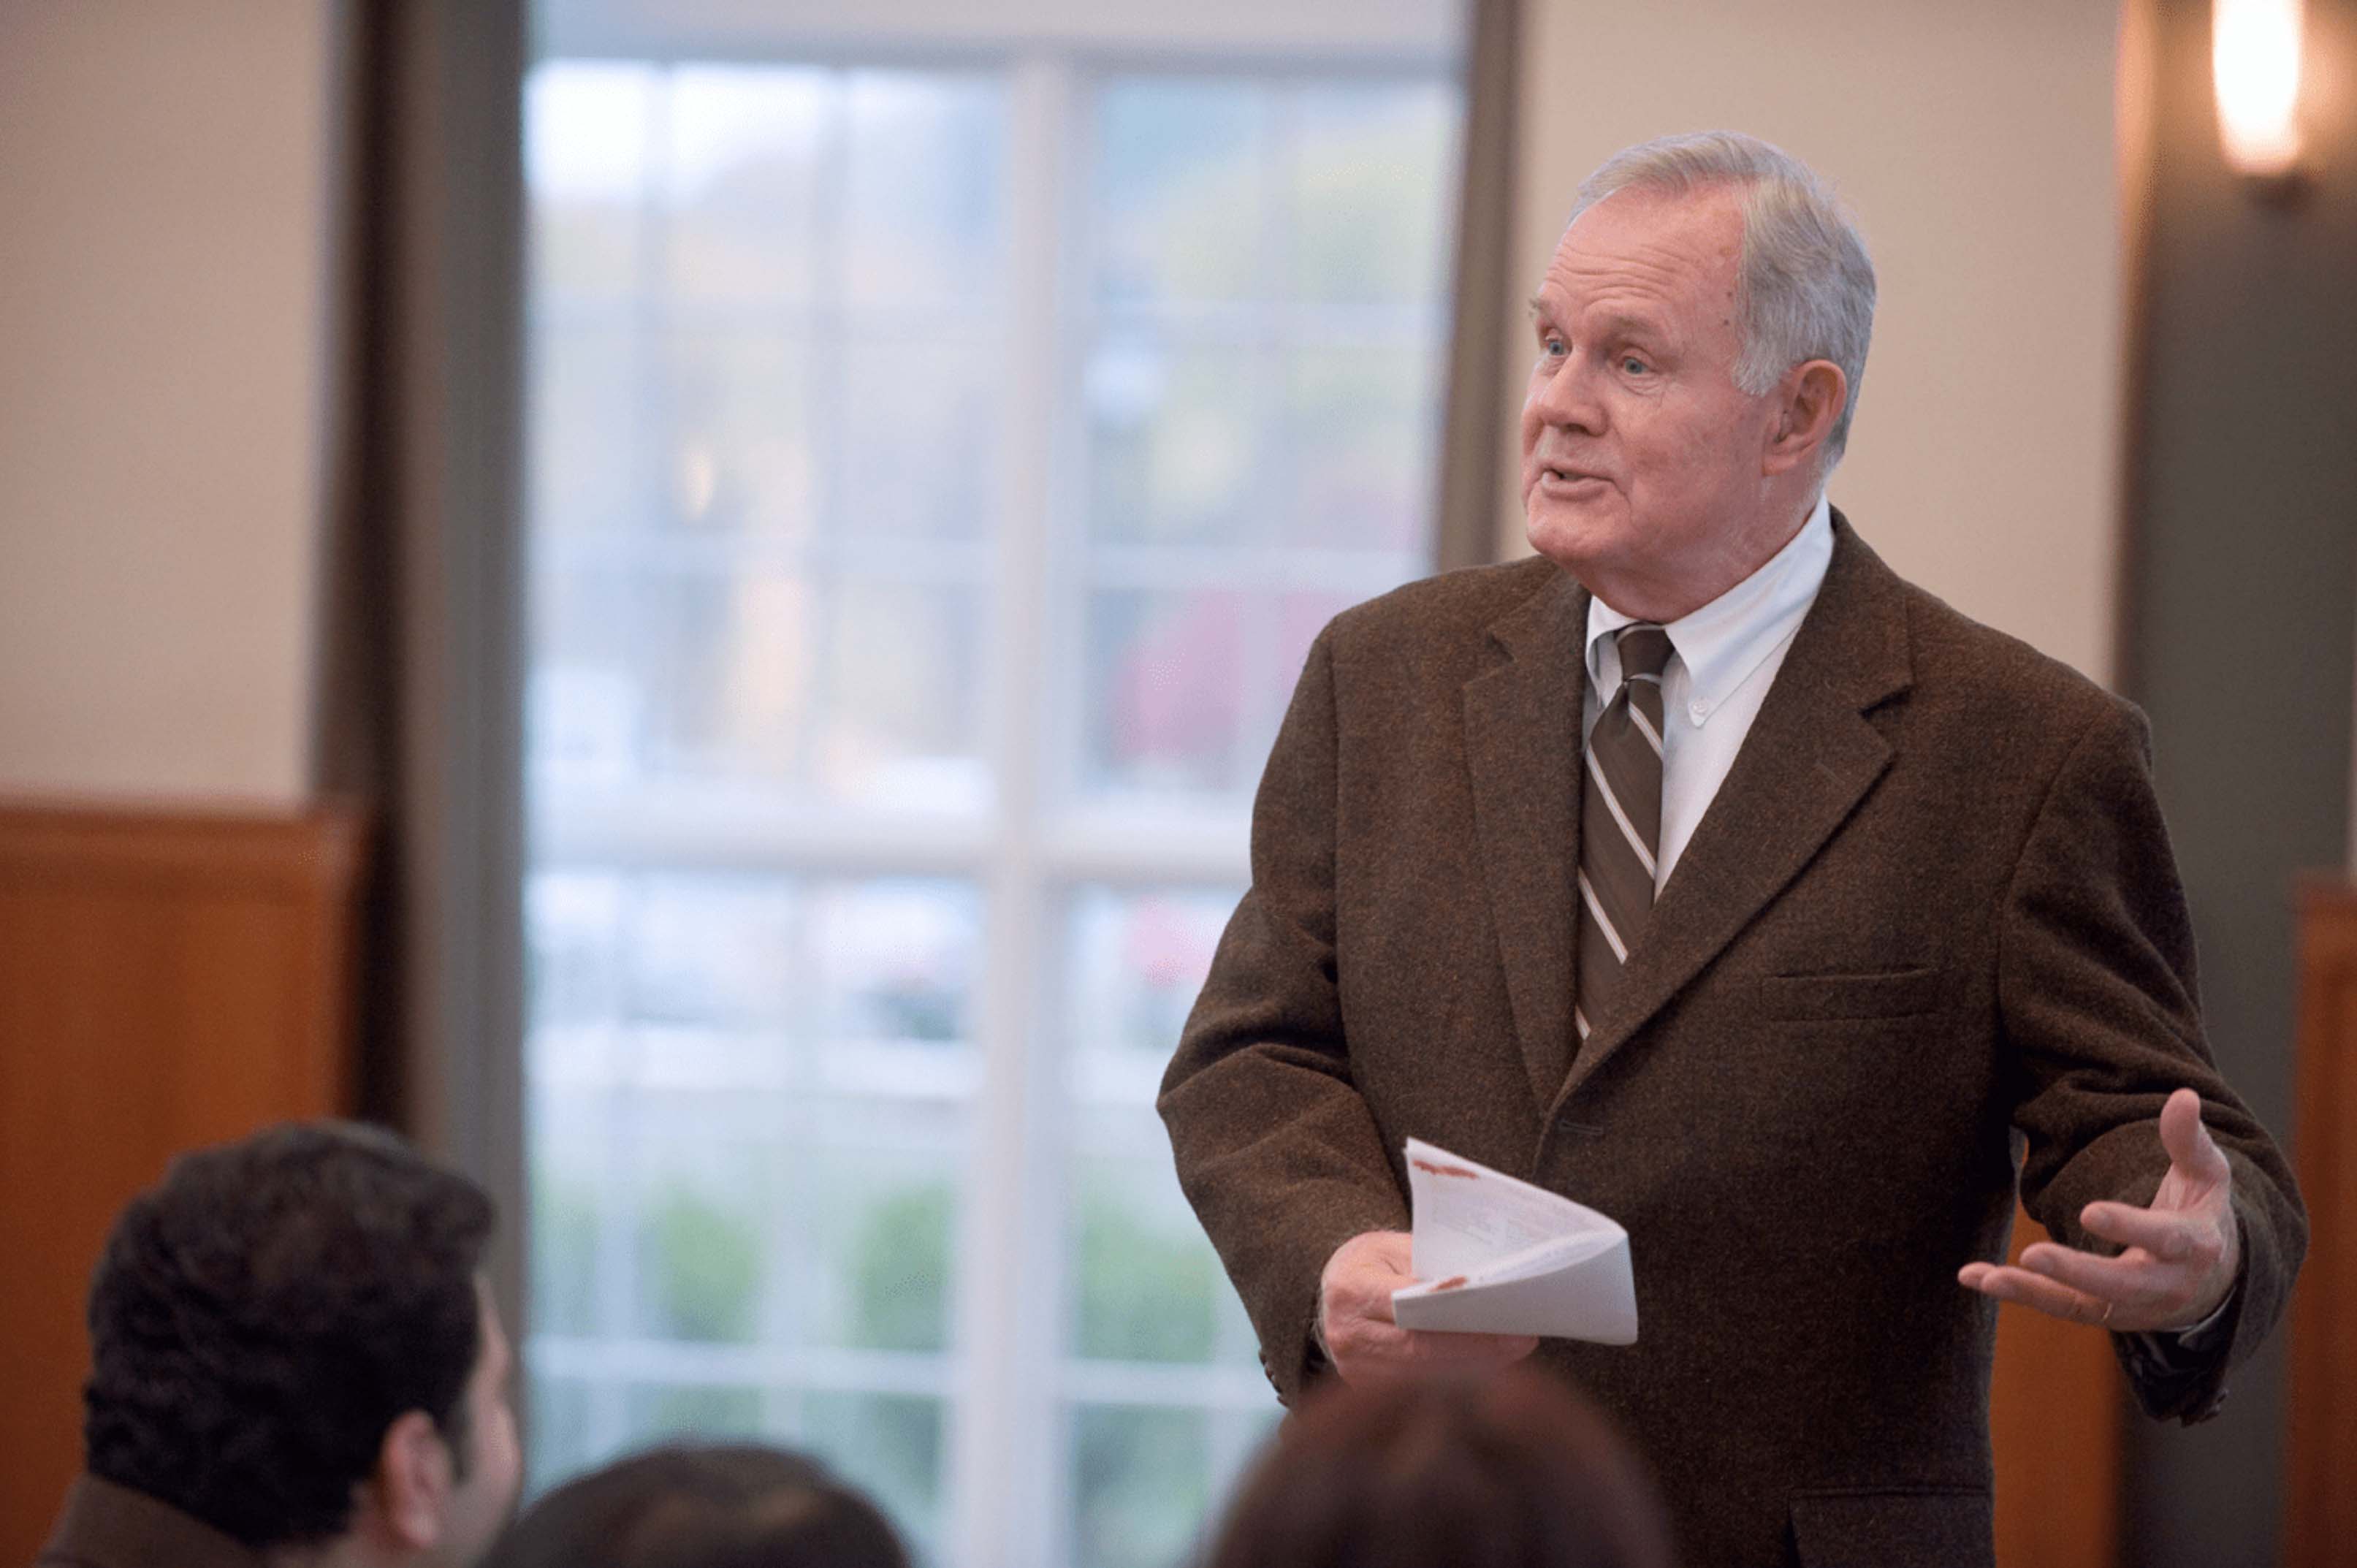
[947,49,1075,1568]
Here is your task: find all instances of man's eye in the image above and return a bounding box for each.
[1621,355,1652,375]
[1542,337,1567,358]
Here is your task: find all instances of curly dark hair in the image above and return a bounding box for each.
[1203,1367,1675,1568]
[83,1119,495,1550]
[478,1445,910,1568]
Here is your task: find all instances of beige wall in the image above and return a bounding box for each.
[0,1,342,805]
[1503,0,2124,685]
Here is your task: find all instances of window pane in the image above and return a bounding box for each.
[531,324,644,537]
[530,1086,969,1345]
[1081,589,1358,799]
[522,864,979,1534]
[799,1120,960,1352]
[804,1392,948,1561]
[810,880,981,1058]
[842,336,999,543]
[526,60,1005,820]
[529,1139,603,1339]
[536,564,992,804]
[1083,338,1442,557]
[620,1097,776,1344]
[1065,886,1236,1091]
[1284,344,1443,555]
[526,1375,598,1496]
[1290,82,1458,305]
[628,874,798,1028]
[526,872,983,1084]
[663,66,827,308]
[815,579,989,810]
[625,1382,768,1444]
[1084,343,1265,547]
[528,560,643,785]
[662,329,818,536]
[1092,80,1266,305]
[527,869,626,1038]
[843,73,1007,309]
[1070,1405,1210,1568]
[643,565,812,785]
[1082,589,1244,795]
[1073,75,1452,816]
[1059,884,1263,1493]
[528,64,654,302]
[1070,1149,1217,1363]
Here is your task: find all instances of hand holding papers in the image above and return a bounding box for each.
[1389,1138,1639,1344]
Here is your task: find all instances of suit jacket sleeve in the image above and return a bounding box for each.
[1157,625,1409,1405]
[1999,696,2307,1423]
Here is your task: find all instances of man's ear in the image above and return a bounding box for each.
[358,1411,454,1554]
[1762,359,1846,476]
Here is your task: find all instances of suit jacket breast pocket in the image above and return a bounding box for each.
[1758,964,1954,1022]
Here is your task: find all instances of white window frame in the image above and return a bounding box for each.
[524,14,1463,1566]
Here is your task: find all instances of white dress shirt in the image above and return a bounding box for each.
[1582,493,1834,891]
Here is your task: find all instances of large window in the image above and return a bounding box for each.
[523,32,1460,1568]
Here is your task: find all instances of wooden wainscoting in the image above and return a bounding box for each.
[1990,1206,2121,1568]
[2288,883,2357,1568]
[0,799,367,1567]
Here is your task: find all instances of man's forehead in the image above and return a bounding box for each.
[1568,180,1746,243]
[1539,188,1743,313]
[1526,293,1678,349]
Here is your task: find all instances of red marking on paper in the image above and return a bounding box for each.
[1411,1159,1479,1179]
[1434,1276,1469,1291]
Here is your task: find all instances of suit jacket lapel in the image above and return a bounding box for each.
[1549,516,1916,1115]
[1463,569,1591,1111]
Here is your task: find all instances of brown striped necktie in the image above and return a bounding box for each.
[1575,624,1673,1050]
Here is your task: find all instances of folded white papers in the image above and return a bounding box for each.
[1388,1137,1638,1344]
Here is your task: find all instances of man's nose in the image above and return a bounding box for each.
[1529,349,1604,433]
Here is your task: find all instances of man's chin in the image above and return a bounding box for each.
[1523,503,1621,574]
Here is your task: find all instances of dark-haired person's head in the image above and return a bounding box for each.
[70,1120,520,1567]
[479,1445,909,1568]
[1203,1368,1673,1568]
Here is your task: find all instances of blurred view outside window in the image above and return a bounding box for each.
[523,42,1460,1568]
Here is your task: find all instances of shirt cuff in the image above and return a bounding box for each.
[2130,1282,2235,1363]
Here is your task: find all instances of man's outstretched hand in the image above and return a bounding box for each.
[1319,1230,1539,1386]
[1958,1088,2240,1334]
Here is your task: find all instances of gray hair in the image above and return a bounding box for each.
[1569,131,1876,465]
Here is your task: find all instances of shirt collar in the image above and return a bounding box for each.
[1585,493,1835,726]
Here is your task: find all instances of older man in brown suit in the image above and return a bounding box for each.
[1159,132,2307,1567]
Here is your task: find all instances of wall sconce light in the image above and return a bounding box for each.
[2214,0,2307,191]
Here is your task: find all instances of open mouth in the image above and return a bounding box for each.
[1542,465,1608,487]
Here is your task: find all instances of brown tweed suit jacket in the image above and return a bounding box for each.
[1160,516,2306,1567]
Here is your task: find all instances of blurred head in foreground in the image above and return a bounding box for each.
[71,1120,519,1567]
[1203,1369,1672,1568]
[479,1445,909,1568]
